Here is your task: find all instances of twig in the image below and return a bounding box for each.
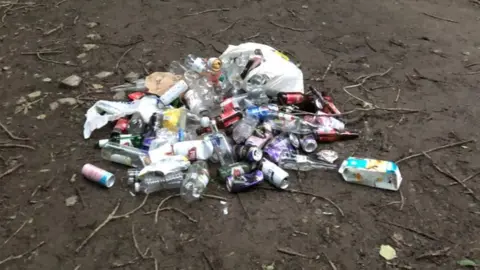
[43,23,63,36]
[115,46,134,71]
[399,190,405,211]
[389,38,407,48]
[75,195,149,252]
[0,143,35,150]
[2,218,30,246]
[277,247,312,259]
[132,223,149,259]
[202,252,215,270]
[237,194,249,220]
[423,152,479,201]
[378,220,438,240]
[0,122,30,141]
[243,32,260,40]
[269,20,310,32]
[0,163,24,179]
[412,68,442,83]
[321,61,333,81]
[213,19,240,36]
[448,171,480,186]
[322,252,338,270]
[416,247,451,259]
[396,139,474,163]
[73,265,81,270]
[0,241,45,265]
[153,207,198,223]
[293,230,308,236]
[173,33,206,47]
[386,262,412,269]
[31,185,41,198]
[154,194,179,224]
[184,8,230,17]
[112,258,138,268]
[75,186,87,208]
[21,50,64,55]
[261,187,344,217]
[342,67,393,108]
[202,194,227,201]
[96,36,144,48]
[421,12,459,23]
[55,0,67,7]
[465,62,480,69]
[36,52,77,66]
[395,88,401,103]
[364,36,377,52]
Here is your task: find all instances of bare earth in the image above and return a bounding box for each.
[1,0,480,269]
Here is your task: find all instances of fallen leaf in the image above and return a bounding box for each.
[65,195,78,207]
[379,245,397,261]
[457,259,478,266]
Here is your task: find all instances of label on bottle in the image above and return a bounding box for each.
[187,147,197,160]
[159,80,188,106]
[110,154,133,166]
[296,155,308,163]
[285,94,304,104]
[191,58,205,73]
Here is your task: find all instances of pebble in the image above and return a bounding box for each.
[83,44,99,51]
[2,66,10,71]
[124,71,140,83]
[86,33,101,41]
[113,91,126,100]
[42,77,52,83]
[60,75,82,88]
[65,195,78,207]
[33,73,41,78]
[95,71,113,79]
[57,97,77,105]
[92,83,104,89]
[49,101,59,111]
[85,22,98,28]
[77,53,87,59]
[27,90,42,100]
[36,114,46,120]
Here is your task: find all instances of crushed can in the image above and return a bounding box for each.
[338,157,402,191]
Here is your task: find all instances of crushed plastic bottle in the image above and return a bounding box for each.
[180,161,210,202]
[134,171,184,194]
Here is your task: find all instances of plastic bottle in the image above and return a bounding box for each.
[277,151,338,171]
[232,116,258,144]
[127,112,146,136]
[265,113,316,135]
[134,171,184,194]
[101,142,150,168]
[180,161,210,202]
[205,120,236,166]
[111,79,146,92]
[184,54,207,73]
[158,71,199,107]
[143,112,163,138]
[173,140,214,160]
[168,61,188,75]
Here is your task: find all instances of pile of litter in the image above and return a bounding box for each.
[81,42,403,203]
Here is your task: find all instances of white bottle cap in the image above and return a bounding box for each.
[134,182,141,193]
[200,116,211,128]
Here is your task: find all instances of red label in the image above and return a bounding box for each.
[114,118,129,132]
[187,147,197,160]
[286,94,304,104]
[128,92,145,101]
[221,98,234,112]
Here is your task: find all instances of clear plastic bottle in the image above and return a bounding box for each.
[232,116,258,144]
[180,161,210,202]
[265,113,316,135]
[111,79,146,92]
[205,120,236,166]
[134,171,184,194]
[101,142,150,168]
[127,112,146,136]
[168,60,188,75]
[277,151,338,171]
[184,54,207,73]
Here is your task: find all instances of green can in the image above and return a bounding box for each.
[217,162,257,183]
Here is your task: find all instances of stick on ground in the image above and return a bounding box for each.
[184,8,230,17]
[0,163,24,179]
[145,207,197,223]
[153,194,179,224]
[395,139,474,163]
[0,122,30,141]
[378,220,438,241]
[213,19,240,36]
[0,241,45,265]
[277,247,312,259]
[115,46,134,71]
[0,143,35,150]
[269,20,311,32]
[2,218,30,246]
[75,195,149,252]
[448,171,480,186]
[421,12,459,23]
[343,67,393,108]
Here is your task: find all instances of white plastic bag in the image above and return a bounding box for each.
[83,95,160,139]
[220,42,304,96]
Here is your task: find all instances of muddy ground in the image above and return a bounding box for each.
[1,0,480,269]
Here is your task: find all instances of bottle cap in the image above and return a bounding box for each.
[201,117,211,128]
[134,182,141,193]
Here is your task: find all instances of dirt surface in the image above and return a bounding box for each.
[1,0,480,269]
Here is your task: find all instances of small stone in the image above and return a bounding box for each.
[27,91,42,100]
[83,44,99,51]
[92,83,103,89]
[462,51,471,56]
[124,71,140,83]
[113,91,126,100]
[301,4,308,9]
[69,174,76,183]
[86,33,101,41]
[57,97,77,105]
[33,73,41,78]
[85,22,98,28]
[60,75,82,88]
[65,195,78,207]
[2,66,10,71]
[42,77,52,83]
[36,114,46,120]
[49,101,59,111]
[77,53,87,59]
[94,71,113,79]
[16,96,26,105]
